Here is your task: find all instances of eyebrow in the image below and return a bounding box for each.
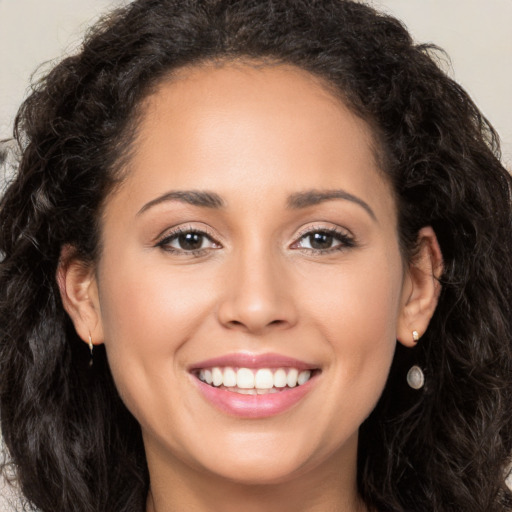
[137,190,225,215]
[287,189,376,221]
[137,187,376,221]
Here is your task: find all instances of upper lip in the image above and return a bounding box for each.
[188,352,319,371]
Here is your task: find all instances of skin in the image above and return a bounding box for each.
[59,63,442,512]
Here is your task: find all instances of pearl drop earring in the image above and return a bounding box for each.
[407,330,424,389]
[407,365,424,389]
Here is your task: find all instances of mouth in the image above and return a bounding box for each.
[193,366,319,395]
[189,353,321,418]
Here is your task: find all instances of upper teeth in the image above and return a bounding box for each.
[197,367,312,390]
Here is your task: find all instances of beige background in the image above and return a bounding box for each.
[0,0,511,509]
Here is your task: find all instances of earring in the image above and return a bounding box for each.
[407,329,423,389]
[407,365,424,389]
[88,335,94,366]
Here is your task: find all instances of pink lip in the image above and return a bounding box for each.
[189,352,321,419]
[193,374,318,418]
[189,352,317,371]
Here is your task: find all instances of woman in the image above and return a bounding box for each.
[1,1,511,511]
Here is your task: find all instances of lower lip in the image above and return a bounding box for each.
[193,375,318,419]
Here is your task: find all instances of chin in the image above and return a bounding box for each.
[180,428,352,487]
[198,454,314,486]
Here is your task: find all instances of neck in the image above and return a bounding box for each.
[146,478,367,512]
[144,438,367,512]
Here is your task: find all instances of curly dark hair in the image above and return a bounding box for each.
[1,0,511,510]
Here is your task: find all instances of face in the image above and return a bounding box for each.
[82,64,412,486]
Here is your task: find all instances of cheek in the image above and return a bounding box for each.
[95,252,218,403]
[303,253,402,337]
[99,252,214,339]
[300,252,403,399]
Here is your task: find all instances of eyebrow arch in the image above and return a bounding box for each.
[287,189,377,221]
[137,190,225,215]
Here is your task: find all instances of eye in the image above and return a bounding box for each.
[157,228,221,254]
[293,228,355,253]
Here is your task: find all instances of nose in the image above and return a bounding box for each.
[217,249,298,335]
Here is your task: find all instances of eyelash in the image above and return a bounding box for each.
[155,225,356,257]
[156,226,219,257]
[292,226,356,254]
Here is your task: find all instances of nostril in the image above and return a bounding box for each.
[224,317,289,333]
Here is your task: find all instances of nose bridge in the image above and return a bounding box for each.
[217,239,296,333]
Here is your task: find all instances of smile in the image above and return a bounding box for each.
[196,367,314,394]
[190,353,321,418]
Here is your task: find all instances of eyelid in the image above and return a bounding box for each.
[155,224,222,254]
[155,222,219,242]
[290,223,356,252]
[153,222,355,255]
[294,222,352,239]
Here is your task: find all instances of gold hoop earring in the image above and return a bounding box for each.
[88,335,94,366]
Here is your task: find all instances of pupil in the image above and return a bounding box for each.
[179,233,203,250]
[310,232,333,249]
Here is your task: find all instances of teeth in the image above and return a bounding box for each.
[197,366,314,391]
[297,370,311,385]
[212,367,223,387]
[225,387,279,395]
[223,367,237,387]
[287,368,298,388]
[237,368,255,389]
[238,388,257,395]
[254,369,273,389]
[273,368,287,388]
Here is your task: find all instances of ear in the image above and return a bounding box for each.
[397,226,443,347]
[56,245,104,347]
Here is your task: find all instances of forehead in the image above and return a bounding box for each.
[111,62,395,221]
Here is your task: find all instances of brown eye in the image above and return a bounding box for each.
[158,229,220,253]
[308,232,334,250]
[294,228,355,252]
[176,232,205,251]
